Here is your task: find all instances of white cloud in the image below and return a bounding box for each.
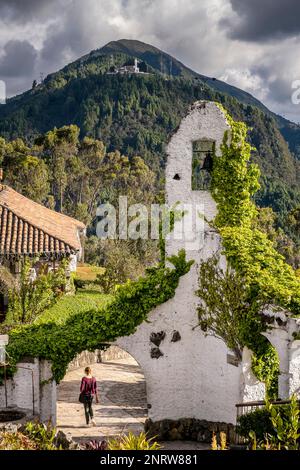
[220,68,269,101]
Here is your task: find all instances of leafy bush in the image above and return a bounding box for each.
[237,396,300,450]
[264,395,300,450]
[0,422,58,450]
[84,439,108,450]
[0,431,37,450]
[108,432,161,450]
[211,432,227,450]
[237,408,274,441]
[5,257,67,325]
[23,422,57,450]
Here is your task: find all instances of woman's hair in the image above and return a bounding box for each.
[85,366,92,375]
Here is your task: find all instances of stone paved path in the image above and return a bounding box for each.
[57,357,147,444]
[57,357,209,450]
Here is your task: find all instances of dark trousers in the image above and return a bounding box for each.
[83,395,94,424]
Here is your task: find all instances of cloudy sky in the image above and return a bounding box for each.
[0,0,299,121]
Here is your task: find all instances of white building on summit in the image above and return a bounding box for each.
[107,58,148,75]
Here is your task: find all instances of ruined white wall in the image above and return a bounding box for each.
[37,360,56,425]
[241,347,265,402]
[116,102,245,425]
[116,265,242,424]
[263,316,300,400]
[0,359,56,425]
[289,340,300,396]
[0,359,39,413]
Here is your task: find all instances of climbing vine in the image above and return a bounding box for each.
[212,104,300,313]
[202,104,300,394]
[159,204,185,265]
[197,256,279,397]
[5,250,193,383]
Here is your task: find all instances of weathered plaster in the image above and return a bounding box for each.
[116,102,243,425]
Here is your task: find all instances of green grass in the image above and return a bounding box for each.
[34,289,113,326]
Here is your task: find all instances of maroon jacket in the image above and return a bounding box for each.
[80,376,97,397]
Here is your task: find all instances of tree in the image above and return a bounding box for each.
[95,240,145,293]
[6,258,67,325]
[3,139,50,203]
[196,256,266,361]
[254,207,300,269]
[40,125,80,212]
[288,207,300,233]
[11,156,49,203]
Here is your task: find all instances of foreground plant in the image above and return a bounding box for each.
[0,421,58,450]
[264,395,300,450]
[108,432,161,450]
[84,439,108,450]
[0,431,37,450]
[246,395,300,450]
[24,422,58,450]
[211,432,227,450]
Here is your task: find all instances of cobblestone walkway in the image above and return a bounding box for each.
[57,357,147,444]
[57,357,209,450]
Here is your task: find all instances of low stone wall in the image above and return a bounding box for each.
[145,418,236,443]
[67,346,132,372]
[67,351,101,371]
[101,346,132,362]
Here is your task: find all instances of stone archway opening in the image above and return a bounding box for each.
[56,346,148,444]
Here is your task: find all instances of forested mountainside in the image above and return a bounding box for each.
[0,39,299,264]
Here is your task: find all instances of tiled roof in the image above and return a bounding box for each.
[0,185,85,257]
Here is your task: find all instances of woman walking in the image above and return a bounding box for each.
[80,367,99,427]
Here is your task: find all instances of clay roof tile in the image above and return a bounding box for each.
[0,185,86,256]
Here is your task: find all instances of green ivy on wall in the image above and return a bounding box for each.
[5,250,193,383]
[210,104,300,394]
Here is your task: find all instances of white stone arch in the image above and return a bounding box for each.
[106,342,151,410]
[262,309,300,399]
[55,345,149,435]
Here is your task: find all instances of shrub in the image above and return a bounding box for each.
[108,432,161,450]
[237,396,300,450]
[5,257,67,325]
[237,408,274,441]
[0,421,58,450]
[23,421,57,450]
[211,432,227,450]
[264,395,300,450]
[84,440,108,450]
[0,431,37,450]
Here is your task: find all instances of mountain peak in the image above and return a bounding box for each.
[98,39,271,115]
[101,38,165,55]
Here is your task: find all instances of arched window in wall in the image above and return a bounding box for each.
[191,140,215,190]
